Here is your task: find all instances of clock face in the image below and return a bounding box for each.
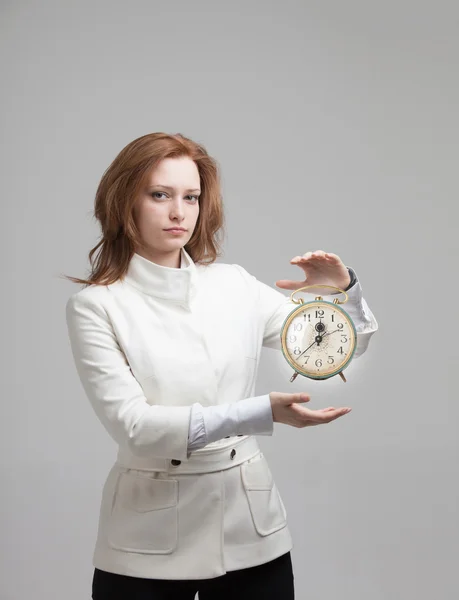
[281,301,356,379]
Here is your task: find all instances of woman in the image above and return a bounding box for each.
[64,132,378,599]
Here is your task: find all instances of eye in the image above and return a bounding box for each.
[151,192,199,202]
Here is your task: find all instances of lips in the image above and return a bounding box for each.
[165,228,186,231]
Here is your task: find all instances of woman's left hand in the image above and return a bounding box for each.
[275,250,351,294]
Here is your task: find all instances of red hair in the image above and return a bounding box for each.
[61,132,226,287]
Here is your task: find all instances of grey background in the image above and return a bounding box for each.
[2,1,457,598]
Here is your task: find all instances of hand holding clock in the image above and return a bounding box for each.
[274,250,351,294]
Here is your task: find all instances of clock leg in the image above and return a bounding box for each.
[339,371,347,383]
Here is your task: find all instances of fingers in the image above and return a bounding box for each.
[290,404,351,426]
[325,407,352,420]
[291,250,332,263]
[319,407,351,417]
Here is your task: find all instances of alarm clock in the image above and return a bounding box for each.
[280,284,357,383]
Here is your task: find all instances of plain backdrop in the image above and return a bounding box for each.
[1,1,457,598]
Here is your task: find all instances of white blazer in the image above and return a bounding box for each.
[65,247,378,579]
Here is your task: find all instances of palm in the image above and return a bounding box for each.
[275,250,350,293]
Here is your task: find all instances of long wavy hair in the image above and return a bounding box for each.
[61,132,226,287]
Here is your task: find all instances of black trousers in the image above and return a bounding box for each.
[92,551,295,599]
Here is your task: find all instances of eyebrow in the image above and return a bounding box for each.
[149,184,201,193]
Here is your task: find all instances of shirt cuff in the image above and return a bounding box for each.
[187,402,207,454]
[322,266,378,343]
[187,394,274,453]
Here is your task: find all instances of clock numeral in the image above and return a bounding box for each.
[315,309,324,318]
[315,358,322,367]
[331,314,335,322]
[303,313,311,322]
[288,335,297,343]
[337,346,344,355]
[327,356,335,364]
[337,323,344,330]
[293,346,302,355]
[341,335,348,343]
[293,322,303,331]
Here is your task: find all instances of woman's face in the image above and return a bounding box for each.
[133,156,201,267]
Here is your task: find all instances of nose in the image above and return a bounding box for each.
[169,198,185,220]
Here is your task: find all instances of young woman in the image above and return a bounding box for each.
[64,132,378,599]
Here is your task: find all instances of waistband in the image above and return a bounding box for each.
[115,435,261,475]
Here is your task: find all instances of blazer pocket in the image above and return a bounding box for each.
[241,453,288,537]
[107,471,178,554]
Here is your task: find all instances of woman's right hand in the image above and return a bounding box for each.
[269,391,352,428]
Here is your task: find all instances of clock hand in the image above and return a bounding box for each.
[304,323,338,354]
[299,338,319,357]
[298,318,340,360]
[298,327,326,357]
[321,328,341,339]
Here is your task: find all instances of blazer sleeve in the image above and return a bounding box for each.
[233,264,378,359]
[65,291,193,461]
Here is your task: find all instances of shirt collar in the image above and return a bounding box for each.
[123,246,198,304]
